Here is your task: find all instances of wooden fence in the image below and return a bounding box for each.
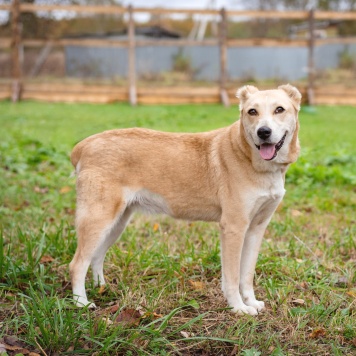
[1,2,356,105]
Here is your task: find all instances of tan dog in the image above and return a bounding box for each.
[69,84,301,315]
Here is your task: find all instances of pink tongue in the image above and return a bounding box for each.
[259,144,275,160]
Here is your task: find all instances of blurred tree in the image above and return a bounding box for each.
[0,0,124,38]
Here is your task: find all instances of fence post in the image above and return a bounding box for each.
[11,0,22,102]
[128,5,137,106]
[307,8,315,106]
[219,7,229,107]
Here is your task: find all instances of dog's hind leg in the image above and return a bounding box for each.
[91,207,132,287]
[69,171,128,308]
[70,215,116,308]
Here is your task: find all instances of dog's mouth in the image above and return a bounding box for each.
[255,132,287,161]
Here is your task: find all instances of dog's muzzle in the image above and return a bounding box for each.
[255,132,287,161]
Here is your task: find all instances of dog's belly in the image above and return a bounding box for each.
[124,187,221,222]
[170,201,222,222]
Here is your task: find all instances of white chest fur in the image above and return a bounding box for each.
[246,173,286,223]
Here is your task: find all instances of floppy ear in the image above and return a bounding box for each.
[278,84,302,111]
[236,85,259,110]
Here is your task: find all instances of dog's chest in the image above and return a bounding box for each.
[247,174,285,219]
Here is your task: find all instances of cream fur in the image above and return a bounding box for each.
[69,85,301,315]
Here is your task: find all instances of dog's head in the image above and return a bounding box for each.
[236,84,301,164]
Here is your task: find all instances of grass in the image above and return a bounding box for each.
[0,101,355,355]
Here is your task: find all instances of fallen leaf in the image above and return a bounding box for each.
[3,343,30,354]
[60,186,72,194]
[142,311,163,320]
[153,223,160,232]
[335,276,348,287]
[180,331,190,338]
[0,343,6,354]
[29,352,41,356]
[315,249,324,257]
[115,308,142,326]
[98,285,106,294]
[152,311,163,319]
[301,281,309,289]
[102,317,113,326]
[230,345,239,356]
[296,258,303,263]
[291,209,302,217]
[346,290,356,298]
[291,298,305,305]
[14,200,30,211]
[34,186,48,194]
[110,304,120,313]
[4,335,19,346]
[309,327,326,339]
[40,255,54,264]
[188,280,205,290]
[64,207,75,215]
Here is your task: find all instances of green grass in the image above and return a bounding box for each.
[0,101,355,355]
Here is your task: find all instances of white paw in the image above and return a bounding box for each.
[74,297,96,309]
[232,304,258,316]
[244,299,265,312]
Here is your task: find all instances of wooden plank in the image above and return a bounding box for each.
[0,38,11,48]
[138,87,219,95]
[227,10,308,19]
[314,96,356,105]
[22,92,128,103]
[19,3,126,15]
[17,4,218,16]
[10,36,356,49]
[22,38,129,48]
[136,39,218,47]
[227,38,308,47]
[138,96,219,104]
[133,7,218,15]
[0,82,11,100]
[314,86,356,95]
[15,3,324,20]
[315,37,356,45]
[315,11,356,20]
[0,4,11,11]
[0,82,354,105]
[14,4,356,21]
[24,83,128,95]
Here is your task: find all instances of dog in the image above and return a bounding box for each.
[69,84,301,315]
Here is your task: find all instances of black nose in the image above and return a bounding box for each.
[257,126,272,140]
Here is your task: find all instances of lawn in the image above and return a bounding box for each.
[0,101,355,355]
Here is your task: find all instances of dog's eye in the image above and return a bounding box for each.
[275,106,285,114]
[248,108,258,116]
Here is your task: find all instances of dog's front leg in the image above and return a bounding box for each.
[219,216,258,315]
[239,199,282,313]
[239,220,270,313]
